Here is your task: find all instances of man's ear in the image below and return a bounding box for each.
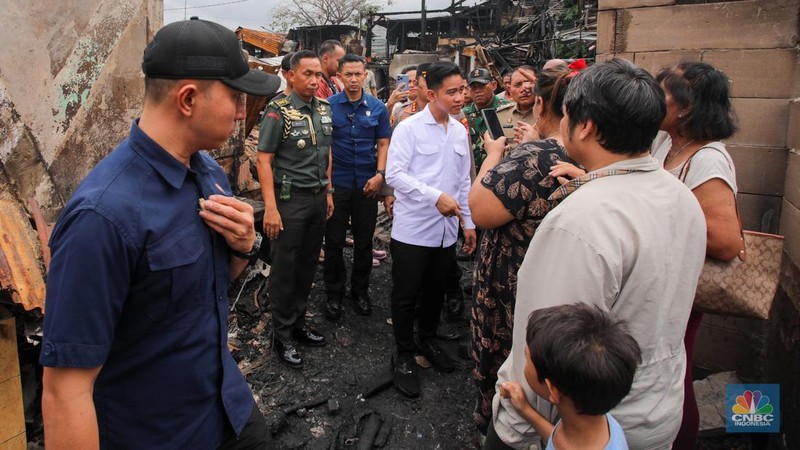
[426,87,436,103]
[576,119,596,142]
[176,82,199,117]
[544,378,561,405]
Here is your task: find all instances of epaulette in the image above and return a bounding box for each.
[318,97,330,105]
[270,97,291,108]
[496,102,515,112]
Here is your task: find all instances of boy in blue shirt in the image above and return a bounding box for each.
[496,303,641,450]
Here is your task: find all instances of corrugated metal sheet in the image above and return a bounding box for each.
[0,201,46,313]
[236,27,286,56]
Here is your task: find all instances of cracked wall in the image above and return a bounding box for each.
[0,0,163,221]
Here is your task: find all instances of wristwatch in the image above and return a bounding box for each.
[230,232,262,260]
[376,169,386,178]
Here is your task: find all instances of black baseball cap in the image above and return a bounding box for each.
[467,68,492,85]
[142,17,280,97]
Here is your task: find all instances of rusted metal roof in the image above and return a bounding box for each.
[0,200,46,312]
[236,27,286,56]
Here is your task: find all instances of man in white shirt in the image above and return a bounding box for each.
[486,59,707,450]
[385,62,477,398]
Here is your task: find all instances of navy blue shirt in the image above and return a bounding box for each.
[40,121,254,449]
[329,91,392,189]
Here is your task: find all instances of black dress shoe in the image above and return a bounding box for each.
[274,338,303,368]
[416,339,455,373]
[443,292,464,323]
[353,295,372,316]
[435,324,463,341]
[324,298,342,320]
[392,353,420,398]
[292,326,327,347]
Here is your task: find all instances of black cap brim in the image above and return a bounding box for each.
[468,79,491,85]
[222,69,281,97]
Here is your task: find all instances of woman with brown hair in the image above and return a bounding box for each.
[653,61,742,449]
[467,66,578,435]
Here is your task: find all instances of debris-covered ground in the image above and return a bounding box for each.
[229,238,481,449]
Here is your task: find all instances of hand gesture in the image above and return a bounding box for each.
[514,121,539,144]
[549,160,586,185]
[383,195,395,218]
[462,228,477,255]
[387,86,409,108]
[482,132,507,159]
[326,194,335,220]
[435,192,462,219]
[499,381,532,414]
[363,174,383,198]
[199,195,255,253]
[262,206,283,240]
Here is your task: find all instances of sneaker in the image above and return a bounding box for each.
[416,339,455,373]
[372,249,388,261]
[392,353,420,398]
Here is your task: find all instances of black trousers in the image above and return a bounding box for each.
[269,192,326,340]
[390,239,455,354]
[483,420,516,450]
[219,403,274,449]
[323,187,378,300]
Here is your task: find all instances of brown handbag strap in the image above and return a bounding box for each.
[678,145,746,261]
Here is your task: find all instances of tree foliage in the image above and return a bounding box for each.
[271,0,380,31]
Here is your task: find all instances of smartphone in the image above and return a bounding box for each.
[396,74,409,92]
[481,108,505,140]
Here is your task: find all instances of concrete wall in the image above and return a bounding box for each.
[598,0,799,446]
[0,0,163,221]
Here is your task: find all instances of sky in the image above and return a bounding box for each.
[163,0,481,31]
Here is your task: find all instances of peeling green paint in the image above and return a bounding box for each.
[51,10,132,132]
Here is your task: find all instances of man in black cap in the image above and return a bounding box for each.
[462,67,512,170]
[40,17,279,449]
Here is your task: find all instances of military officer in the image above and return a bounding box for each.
[496,65,538,146]
[462,67,511,170]
[257,50,334,369]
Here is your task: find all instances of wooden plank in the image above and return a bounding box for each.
[0,311,20,383]
[0,309,24,448]
[596,11,616,54]
[785,151,800,209]
[702,49,800,99]
[728,98,789,147]
[727,145,787,196]
[0,201,46,312]
[738,192,781,234]
[0,432,26,450]
[0,377,24,444]
[599,0,674,10]
[614,0,799,53]
[634,50,701,77]
[788,100,800,150]
[781,199,800,267]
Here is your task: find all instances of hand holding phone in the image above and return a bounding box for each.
[481,108,505,140]
[396,74,409,92]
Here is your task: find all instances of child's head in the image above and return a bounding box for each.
[523,303,641,415]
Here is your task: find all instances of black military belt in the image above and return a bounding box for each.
[276,184,325,194]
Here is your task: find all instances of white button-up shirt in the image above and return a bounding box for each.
[386,105,475,248]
